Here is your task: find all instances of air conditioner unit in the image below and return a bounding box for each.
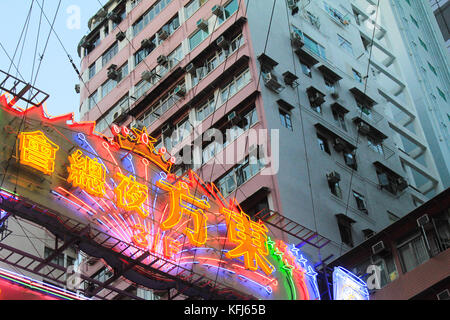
[141,70,156,82]
[396,177,408,191]
[174,85,186,98]
[310,93,325,107]
[371,240,387,255]
[116,31,126,41]
[358,122,371,136]
[158,27,169,41]
[331,92,340,100]
[212,5,224,16]
[290,32,304,48]
[80,37,93,49]
[333,138,346,152]
[263,72,283,93]
[141,38,155,50]
[197,19,208,31]
[216,35,229,49]
[437,289,450,301]
[107,64,119,80]
[185,63,196,75]
[74,84,80,94]
[113,108,129,124]
[417,214,430,228]
[327,171,341,184]
[228,111,241,125]
[107,12,121,23]
[157,55,168,66]
[162,123,174,136]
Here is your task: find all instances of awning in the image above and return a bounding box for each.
[373,161,403,180]
[318,64,343,83]
[331,102,350,114]
[335,213,356,224]
[257,53,278,69]
[277,98,295,111]
[352,116,388,140]
[314,122,357,150]
[307,85,326,97]
[350,86,377,106]
[295,48,319,66]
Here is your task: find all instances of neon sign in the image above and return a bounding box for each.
[333,266,370,300]
[0,95,368,300]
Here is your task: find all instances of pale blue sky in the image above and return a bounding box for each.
[0,1,107,121]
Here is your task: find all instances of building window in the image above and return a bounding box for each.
[132,0,173,37]
[368,137,384,155]
[332,108,347,131]
[353,191,367,213]
[337,218,353,247]
[372,253,399,288]
[163,117,193,151]
[437,87,447,102]
[328,180,342,198]
[279,109,293,130]
[217,0,239,24]
[44,247,65,267]
[343,151,357,170]
[317,133,330,154]
[156,14,180,45]
[88,90,98,110]
[196,97,216,122]
[215,152,265,198]
[428,62,437,76]
[112,6,126,29]
[189,28,209,50]
[353,69,362,83]
[410,15,419,28]
[418,37,428,51]
[88,63,96,80]
[301,63,312,77]
[102,42,119,67]
[397,233,430,273]
[134,37,156,66]
[356,100,373,119]
[185,0,209,19]
[219,68,251,104]
[338,34,353,55]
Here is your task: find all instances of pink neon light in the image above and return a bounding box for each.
[57,187,97,215]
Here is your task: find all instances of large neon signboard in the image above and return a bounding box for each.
[0,96,366,300]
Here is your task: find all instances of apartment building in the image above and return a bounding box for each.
[75,0,444,280]
[382,0,450,190]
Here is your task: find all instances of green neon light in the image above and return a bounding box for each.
[267,237,297,300]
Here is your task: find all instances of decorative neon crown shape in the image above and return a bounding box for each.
[110,124,174,173]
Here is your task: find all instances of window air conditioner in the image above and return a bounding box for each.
[107,64,119,80]
[216,35,229,49]
[107,12,121,23]
[371,240,387,255]
[396,177,408,191]
[196,19,208,31]
[185,63,196,75]
[212,5,224,16]
[263,72,283,93]
[310,93,325,107]
[116,31,126,42]
[141,38,155,50]
[333,138,346,152]
[437,289,450,301]
[327,171,341,183]
[174,85,186,98]
[290,32,304,49]
[358,122,371,136]
[162,123,174,136]
[74,84,80,94]
[417,214,430,228]
[141,70,156,83]
[157,55,168,66]
[158,27,169,41]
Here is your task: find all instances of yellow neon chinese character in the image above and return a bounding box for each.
[163,236,182,259]
[18,131,59,175]
[156,179,210,246]
[67,150,106,197]
[222,207,274,275]
[114,172,149,219]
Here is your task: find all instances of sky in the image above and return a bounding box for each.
[0,0,108,121]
